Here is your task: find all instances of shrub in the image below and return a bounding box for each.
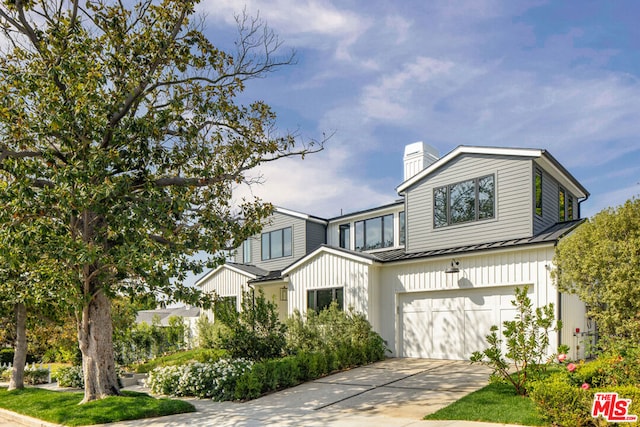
[216,290,287,361]
[530,348,640,426]
[0,348,14,365]
[145,358,253,401]
[56,365,84,388]
[133,348,227,373]
[470,285,560,395]
[24,366,50,385]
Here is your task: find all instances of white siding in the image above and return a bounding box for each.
[560,292,593,360]
[327,204,405,251]
[405,154,533,252]
[198,267,252,312]
[286,252,375,322]
[379,245,559,357]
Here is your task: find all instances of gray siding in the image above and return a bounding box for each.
[306,221,327,253]
[533,167,578,234]
[406,154,533,253]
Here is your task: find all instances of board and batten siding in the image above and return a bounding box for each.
[286,252,379,328]
[405,154,533,253]
[378,244,561,356]
[198,267,252,312]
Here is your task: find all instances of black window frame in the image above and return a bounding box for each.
[307,287,344,313]
[261,227,292,261]
[535,170,543,217]
[433,174,495,228]
[339,224,350,249]
[354,213,394,251]
[559,188,566,222]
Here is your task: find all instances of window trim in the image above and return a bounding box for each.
[261,227,292,261]
[433,174,496,228]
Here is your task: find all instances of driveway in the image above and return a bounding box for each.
[1,358,505,427]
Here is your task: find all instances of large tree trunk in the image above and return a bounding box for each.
[78,289,120,403]
[8,302,27,391]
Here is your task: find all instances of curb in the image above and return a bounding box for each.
[0,407,63,427]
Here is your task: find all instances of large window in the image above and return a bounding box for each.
[339,224,350,249]
[354,214,394,251]
[261,227,292,260]
[535,170,543,217]
[399,211,406,246]
[434,175,495,228]
[307,287,343,312]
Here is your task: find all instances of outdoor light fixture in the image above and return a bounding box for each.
[445,259,460,274]
[280,286,288,301]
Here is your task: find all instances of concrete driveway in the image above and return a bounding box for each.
[1,358,518,427]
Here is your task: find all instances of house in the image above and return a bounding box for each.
[135,306,200,348]
[196,143,593,360]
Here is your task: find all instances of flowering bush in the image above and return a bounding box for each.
[56,365,84,388]
[146,358,253,400]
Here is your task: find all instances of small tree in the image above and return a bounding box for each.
[216,289,286,360]
[470,286,560,396]
[554,198,640,349]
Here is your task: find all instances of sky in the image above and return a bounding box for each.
[196,0,640,220]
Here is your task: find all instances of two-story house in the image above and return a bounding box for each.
[196,143,592,360]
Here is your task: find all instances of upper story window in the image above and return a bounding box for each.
[261,227,292,261]
[399,211,406,245]
[535,170,543,217]
[354,214,394,251]
[559,188,566,222]
[339,224,350,249]
[242,239,252,264]
[568,196,574,220]
[434,174,495,228]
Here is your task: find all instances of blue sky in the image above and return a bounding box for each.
[197,0,640,220]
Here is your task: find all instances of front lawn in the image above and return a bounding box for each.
[424,381,546,426]
[0,387,195,426]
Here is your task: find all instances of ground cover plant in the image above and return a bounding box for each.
[0,387,194,426]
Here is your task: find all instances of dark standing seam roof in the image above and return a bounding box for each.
[239,220,585,282]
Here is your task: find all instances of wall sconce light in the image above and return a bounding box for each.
[280,286,288,301]
[445,259,460,274]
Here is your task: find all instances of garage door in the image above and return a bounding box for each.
[399,287,518,359]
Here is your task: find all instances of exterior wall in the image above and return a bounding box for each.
[560,292,595,360]
[306,221,327,253]
[286,252,374,321]
[405,154,533,253]
[533,165,579,234]
[198,267,252,312]
[378,244,560,356]
[254,281,289,323]
[243,211,309,271]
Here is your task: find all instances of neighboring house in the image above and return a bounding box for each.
[196,143,593,360]
[135,306,200,347]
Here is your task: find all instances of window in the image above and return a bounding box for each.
[354,214,394,251]
[568,196,574,220]
[261,227,292,260]
[339,224,350,249]
[535,170,542,216]
[434,174,495,228]
[307,287,343,312]
[559,188,566,222]
[242,239,251,264]
[399,211,406,245]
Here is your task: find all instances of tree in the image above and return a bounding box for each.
[554,198,640,349]
[0,0,322,402]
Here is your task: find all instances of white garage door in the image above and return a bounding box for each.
[399,287,519,359]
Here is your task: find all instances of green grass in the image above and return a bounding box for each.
[424,381,546,426]
[132,348,227,373]
[0,387,195,426]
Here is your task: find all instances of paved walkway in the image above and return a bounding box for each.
[0,358,528,427]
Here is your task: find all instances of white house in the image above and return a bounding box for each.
[196,143,593,360]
